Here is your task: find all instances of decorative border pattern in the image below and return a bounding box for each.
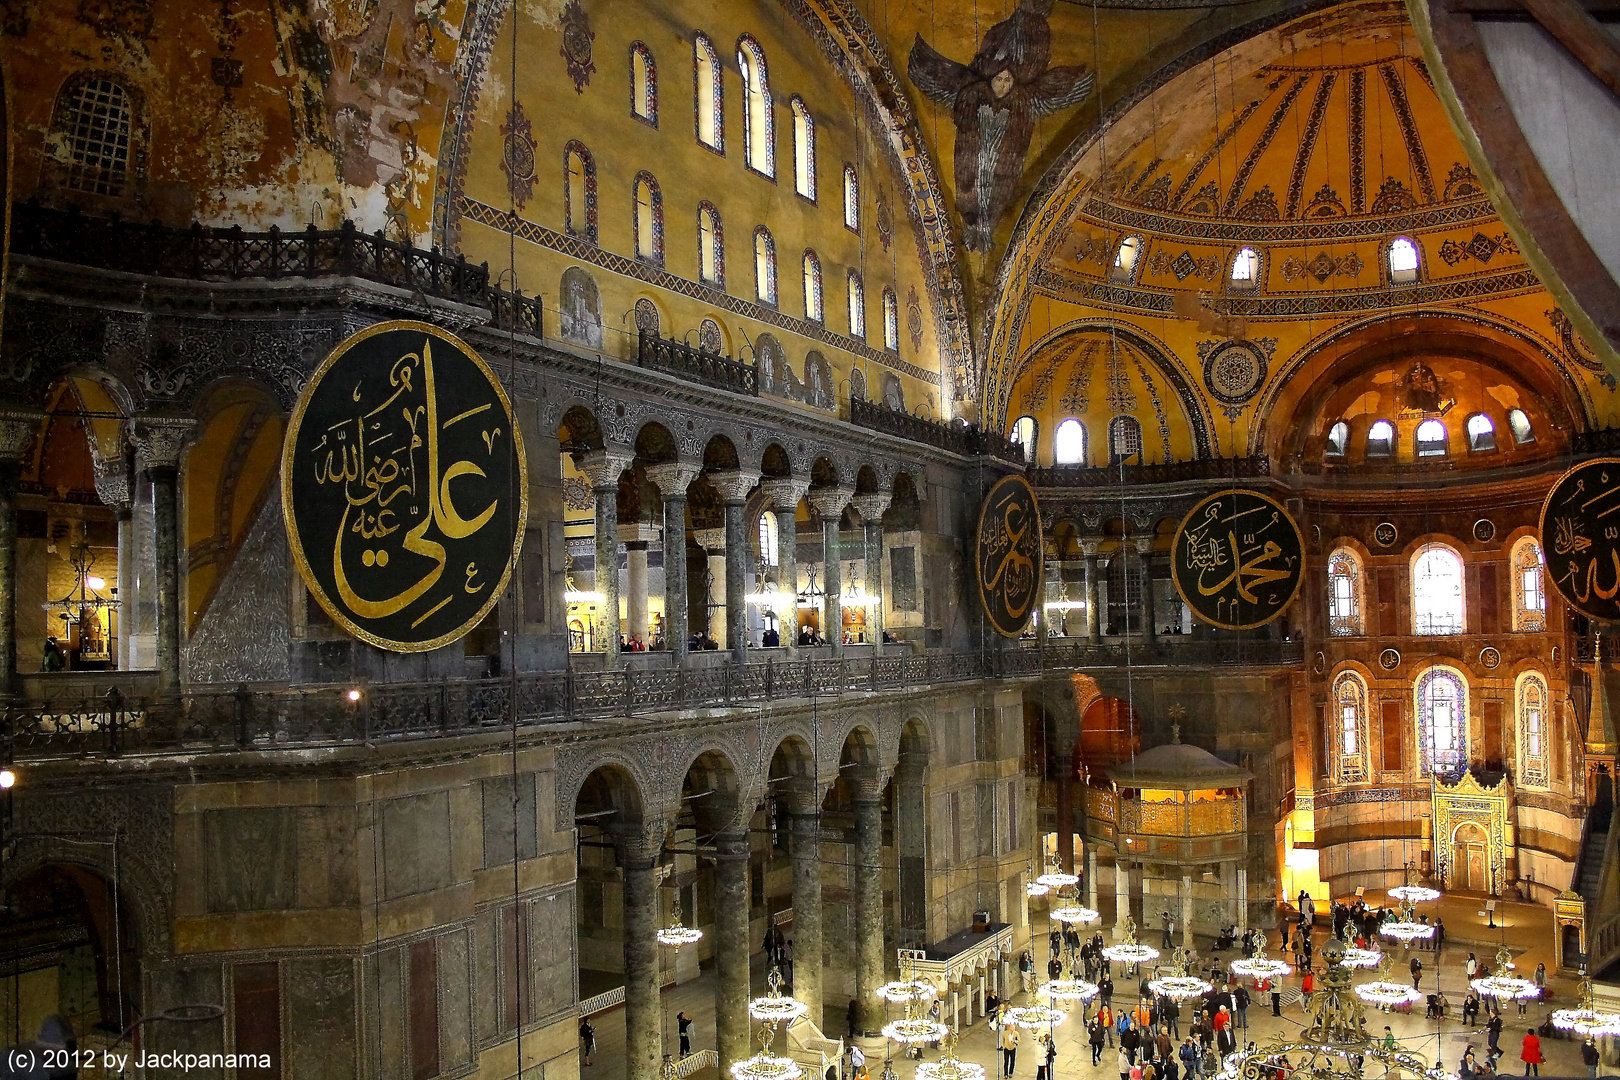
[1314,784,1429,808]
[1349,69,1366,213]
[1224,76,1310,215]
[1080,193,1501,243]
[1286,74,1337,218]
[629,42,658,126]
[1172,100,1263,209]
[632,171,664,267]
[458,196,939,384]
[1379,64,1435,203]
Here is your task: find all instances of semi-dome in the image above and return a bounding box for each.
[1106,730,1253,790]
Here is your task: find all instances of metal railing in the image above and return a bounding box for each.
[849,397,1025,463]
[1030,456,1271,487]
[8,640,1301,758]
[636,330,758,395]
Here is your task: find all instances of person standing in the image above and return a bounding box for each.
[1001,1020,1019,1077]
[1302,968,1315,1010]
[847,998,859,1040]
[1091,1014,1108,1065]
[579,1017,596,1066]
[1410,956,1423,990]
[1434,917,1446,956]
[1180,1036,1201,1080]
[1119,1046,1134,1080]
[1383,1027,1397,1052]
[849,1042,867,1080]
[1234,983,1250,1029]
[1582,1037,1600,1080]
[1520,1029,1543,1077]
[1039,1034,1056,1080]
[1021,950,1035,995]
[1466,953,1479,982]
[1486,1011,1502,1053]
[677,1012,693,1057]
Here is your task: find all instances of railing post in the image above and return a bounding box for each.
[340,219,356,277]
[566,667,576,721]
[305,222,319,276]
[268,223,282,279]
[438,678,449,732]
[233,683,253,747]
[623,668,634,717]
[765,658,773,700]
[106,687,124,757]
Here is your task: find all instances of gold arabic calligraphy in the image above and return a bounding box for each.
[1174,491,1301,629]
[1544,461,1620,616]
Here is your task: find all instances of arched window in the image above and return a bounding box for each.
[1230,246,1260,289]
[791,98,815,200]
[847,270,865,338]
[1366,419,1395,458]
[697,202,724,286]
[1112,236,1143,281]
[564,142,597,243]
[1109,416,1143,464]
[694,33,723,150]
[1327,548,1364,637]
[632,172,662,264]
[802,249,823,322]
[1508,408,1535,444]
[843,165,859,231]
[1416,666,1469,775]
[1466,413,1496,452]
[1053,419,1087,465]
[1012,416,1038,463]
[1517,671,1550,787]
[883,287,900,351]
[754,227,777,305]
[1333,671,1370,783]
[1325,421,1349,457]
[737,37,774,177]
[55,76,135,196]
[1415,418,1447,457]
[1512,537,1547,632]
[1389,237,1420,284]
[630,43,658,124]
[1411,544,1466,635]
[759,510,779,567]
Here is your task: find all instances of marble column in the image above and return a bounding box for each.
[1114,858,1131,936]
[1082,543,1103,644]
[1236,867,1249,933]
[761,478,809,656]
[1181,873,1195,949]
[851,492,892,653]
[616,821,668,1080]
[1135,538,1157,644]
[646,462,700,664]
[1087,848,1099,910]
[787,796,824,1023]
[806,487,854,654]
[852,769,888,1034]
[132,417,196,692]
[578,448,634,666]
[712,470,761,664]
[693,528,726,647]
[93,457,133,671]
[1056,756,1074,875]
[622,524,658,645]
[714,832,752,1071]
[0,410,43,699]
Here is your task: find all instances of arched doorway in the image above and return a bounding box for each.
[1450,822,1490,892]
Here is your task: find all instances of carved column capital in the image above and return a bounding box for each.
[132,416,197,473]
[850,493,893,524]
[806,485,855,520]
[782,780,832,818]
[760,477,810,513]
[847,763,894,803]
[645,460,702,499]
[93,458,132,513]
[1079,537,1103,558]
[0,409,43,462]
[611,817,672,867]
[577,447,635,492]
[692,527,726,553]
[1132,535,1155,557]
[709,469,761,506]
[621,522,661,546]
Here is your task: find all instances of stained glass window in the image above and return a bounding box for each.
[1411,544,1465,635]
[1327,548,1363,637]
[1416,667,1468,775]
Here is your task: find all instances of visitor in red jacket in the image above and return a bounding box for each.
[1521,1029,1543,1077]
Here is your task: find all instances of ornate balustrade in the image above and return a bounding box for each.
[1119,797,1244,837]
[1029,455,1270,487]
[8,641,1300,758]
[636,330,758,395]
[849,397,1025,463]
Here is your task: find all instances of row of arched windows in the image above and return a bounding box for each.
[1106,234,1424,289]
[1325,410,1535,459]
[1329,668,1555,786]
[564,144,899,349]
[1326,538,1545,637]
[1010,415,1145,467]
[630,36,858,220]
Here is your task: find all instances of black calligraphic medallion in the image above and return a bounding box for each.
[975,474,1043,638]
[1171,488,1304,630]
[1540,457,1620,623]
[282,321,528,652]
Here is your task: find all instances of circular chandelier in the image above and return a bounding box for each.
[1388,861,1442,905]
[1231,939,1292,980]
[881,1001,949,1045]
[1354,954,1421,1008]
[657,903,704,948]
[1378,899,1435,943]
[1219,939,1445,1080]
[1101,919,1161,965]
[1006,1004,1066,1029]
[730,1020,803,1080]
[915,1030,987,1080]
[1026,859,1052,898]
[1469,944,1538,1002]
[1035,855,1079,889]
[1037,956,1099,1002]
[1051,903,1101,925]
[749,969,809,1023]
[1337,947,1382,970]
[1149,948,1214,1001]
[876,955,938,1004]
[1552,975,1620,1037]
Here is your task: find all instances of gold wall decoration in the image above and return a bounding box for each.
[1431,771,1513,894]
[281,321,527,653]
[1540,458,1620,623]
[1170,488,1304,630]
[975,474,1043,638]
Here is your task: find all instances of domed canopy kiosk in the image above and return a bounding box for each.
[1083,725,1252,948]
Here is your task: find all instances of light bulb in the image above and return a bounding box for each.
[0,768,16,789]
[347,689,362,703]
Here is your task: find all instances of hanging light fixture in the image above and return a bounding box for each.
[656,902,703,949]
[749,968,810,1023]
[1035,854,1079,890]
[914,1030,987,1080]
[1377,898,1436,943]
[1552,974,1620,1037]
[796,565,825,609]
[877,953,938,1004]
[1036,952,1099,1003]
[1026,857,1051,899]
[1049,881,1099,924]
[1005,1004,1066,1029]
[42,540,119,662]
[1100,918,1160,965]
[1469,943,1539,1002]
[1148,948,1214,1001]
[563,553,605,604]
[1337,946,1382,970]
[880,999,950,1045]
[729,1019,803,1080]
[1388,860,1442,904]
[1353,953,1422,1008]
[1230,937,1292,979]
